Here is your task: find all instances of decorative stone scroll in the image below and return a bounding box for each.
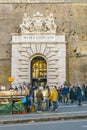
[20,11,57,34]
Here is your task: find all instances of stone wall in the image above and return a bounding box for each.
[0,2,87,86]
[0,0,87,3]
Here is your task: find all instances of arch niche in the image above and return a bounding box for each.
[31,56,47,87]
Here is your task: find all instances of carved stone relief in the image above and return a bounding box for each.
[20,11,57,34]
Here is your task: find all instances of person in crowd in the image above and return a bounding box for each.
[69,86,76,104]
[36,88,44,111]
[19,84,23,95]
[25,86,29,95]
[82,84,87,101]
[58,85,63,103]
[22,81,27,89]
[14,86,18,90]
[26,92,32,113]
[55,86,59,108]
[30,85,37,102]
[33,83,38,90]
[85,85,87,101]
[9,85,14,90]
[46,86,52,109]
[76,85,82,106]
[63,81,71,88]
[61,85,69,104]
[49,86,58,111]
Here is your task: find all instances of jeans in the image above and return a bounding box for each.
[37,100,43,111]
[52,101,57,111]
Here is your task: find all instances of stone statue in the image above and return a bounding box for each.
[44,13,57,33]
[20,13,34,33]
[20,12,57,34]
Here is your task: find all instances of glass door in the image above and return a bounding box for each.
[31,56,47,87]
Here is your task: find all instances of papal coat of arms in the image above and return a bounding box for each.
[20,11,57,34]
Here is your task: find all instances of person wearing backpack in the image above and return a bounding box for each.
[26,94,32,113]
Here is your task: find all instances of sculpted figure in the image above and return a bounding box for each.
[45,13,57,33]
[20,13,34,33]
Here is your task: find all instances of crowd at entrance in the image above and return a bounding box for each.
[9,81,87,113]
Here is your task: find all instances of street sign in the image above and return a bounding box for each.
[8,77,14,82]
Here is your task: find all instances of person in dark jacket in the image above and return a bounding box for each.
[62,86,69,104]
[69,86,76,104]
[76,85,82,106]
[26,94,32,113]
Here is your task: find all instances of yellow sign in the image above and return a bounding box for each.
[8,77,14,82]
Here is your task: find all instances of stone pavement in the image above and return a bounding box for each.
[0,101,87,124]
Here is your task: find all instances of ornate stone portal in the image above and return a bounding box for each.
[11,12,66,87]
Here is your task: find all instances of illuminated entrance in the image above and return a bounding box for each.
[31,56,47,86]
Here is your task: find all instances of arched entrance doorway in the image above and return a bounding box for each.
[31,56,47,87]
